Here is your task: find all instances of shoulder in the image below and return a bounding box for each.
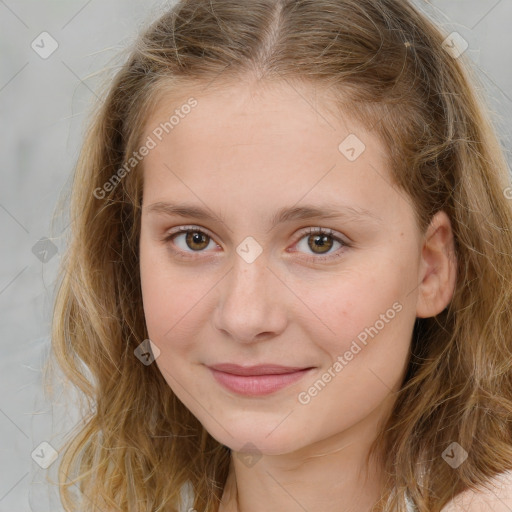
[440,470,512,512]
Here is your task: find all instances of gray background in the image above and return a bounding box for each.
[1,0,511,510]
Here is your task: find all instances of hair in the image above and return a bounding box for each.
[47,0,512,511]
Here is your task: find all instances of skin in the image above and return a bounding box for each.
[138,78,457,512]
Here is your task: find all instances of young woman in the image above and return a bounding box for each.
[49,1,512,510]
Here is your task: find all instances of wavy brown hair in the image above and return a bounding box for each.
[48,0,512,510]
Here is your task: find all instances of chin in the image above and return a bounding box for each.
[200,414,310,456]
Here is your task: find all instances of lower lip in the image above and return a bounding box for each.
[208,367,313,396]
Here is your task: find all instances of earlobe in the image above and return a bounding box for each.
[416,211,457,319]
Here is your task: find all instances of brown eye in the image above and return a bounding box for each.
[185,231,210,251]
[292,227,348,262]
[163,226,218,258]
[307,233,334,254]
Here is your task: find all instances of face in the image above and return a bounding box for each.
[138,79,450,456]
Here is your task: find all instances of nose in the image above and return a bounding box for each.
[212,252,288,344]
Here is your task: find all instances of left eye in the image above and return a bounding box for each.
[162,226,348,261]
[292,227,347,259]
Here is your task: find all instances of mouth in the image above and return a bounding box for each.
[206,363,315,396]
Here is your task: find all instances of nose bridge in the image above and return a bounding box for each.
[226,249,272,312]
[213,248,286,342]
[231,249,269,297]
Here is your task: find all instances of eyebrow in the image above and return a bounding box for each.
[145,201,382,230]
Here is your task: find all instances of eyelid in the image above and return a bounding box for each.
[166,224,217,240]
[293,226,350,245]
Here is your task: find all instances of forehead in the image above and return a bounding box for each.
[139,79,403,226]
[142,78,372,147]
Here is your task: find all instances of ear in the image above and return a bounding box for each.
[416,210,457,319]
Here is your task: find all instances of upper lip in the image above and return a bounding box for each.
[208,363,313,376]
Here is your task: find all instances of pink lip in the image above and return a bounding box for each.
[207,364,314,396]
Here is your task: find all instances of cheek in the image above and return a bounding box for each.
[140,241,197,347]
[293,282,411,437]
[139,254,202,396]
[294,263,405,357]
[141,279,204,354]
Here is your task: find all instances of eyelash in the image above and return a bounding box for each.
[161,225,350,262]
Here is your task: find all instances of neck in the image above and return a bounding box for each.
[218,400,390,512]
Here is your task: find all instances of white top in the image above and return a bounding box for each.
[178,481,418,511]
[405,493,417,511]
[179,481,195,512]
[179,471,512,511]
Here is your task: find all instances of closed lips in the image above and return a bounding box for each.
[208,364,313,375]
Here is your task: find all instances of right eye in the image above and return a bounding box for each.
[162,225,221,259]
